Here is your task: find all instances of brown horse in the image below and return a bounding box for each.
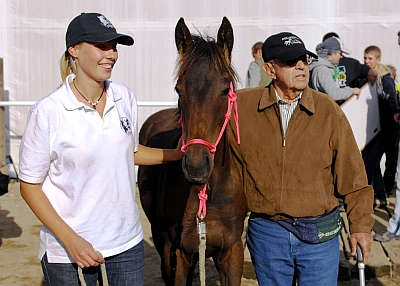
[138,17,248,286]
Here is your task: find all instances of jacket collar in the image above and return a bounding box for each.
[376,64,390,78]
[259,83,315,114]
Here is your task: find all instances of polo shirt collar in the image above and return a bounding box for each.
[60,74,117,110]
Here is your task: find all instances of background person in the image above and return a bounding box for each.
[309,36,360,104]
[385,64,400,197]
[322,32,375,93]
[19,12,182,285]
[387,64,400,99]
[398,31,400,46]
[228,32,374,286]
[245,41,272,88]
[373,53,400,242]
[361,46,400,208]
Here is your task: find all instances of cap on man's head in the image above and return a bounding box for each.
[262,32,317,63]
[65,13,134,56]
[316,37,350,58]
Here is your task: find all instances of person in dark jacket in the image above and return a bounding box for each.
[361,45,400,208]
[322,32,377,105]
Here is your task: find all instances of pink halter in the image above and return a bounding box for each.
[179,82,240,219]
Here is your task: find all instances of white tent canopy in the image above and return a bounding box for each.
[1,0,400,171]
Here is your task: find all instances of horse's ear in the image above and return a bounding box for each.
[217,17,234,63]
[175,17,192,55]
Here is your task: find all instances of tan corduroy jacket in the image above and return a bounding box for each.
[228,84,374,234]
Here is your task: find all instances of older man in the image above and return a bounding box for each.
[228,32,374,285]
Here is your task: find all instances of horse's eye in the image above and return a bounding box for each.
[222,88,230,96]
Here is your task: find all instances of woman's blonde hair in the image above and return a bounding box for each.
[59,54,76,83]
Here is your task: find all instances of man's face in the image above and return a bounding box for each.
[252,49,262,60]
[364,52,380,70]
[264,55,310,98]
[328,51,342,66]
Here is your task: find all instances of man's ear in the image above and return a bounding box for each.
[264,62,276,80]
[256,49,263,59]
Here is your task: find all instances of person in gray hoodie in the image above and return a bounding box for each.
[309,37,360,103]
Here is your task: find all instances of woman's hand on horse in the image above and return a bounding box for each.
[135,144,183,165]
[175,137,184,159]
[65,234,105,268]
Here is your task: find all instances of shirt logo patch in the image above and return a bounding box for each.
[336,65,347,88]
[120,117,132,135]
[97,15,114,28]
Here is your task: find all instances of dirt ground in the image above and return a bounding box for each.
[1,181,400,286]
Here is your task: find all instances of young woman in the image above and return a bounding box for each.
[19,12,182,285]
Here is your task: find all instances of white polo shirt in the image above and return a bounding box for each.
[19,74,143,263]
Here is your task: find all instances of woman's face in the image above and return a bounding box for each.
[70,41,119,82]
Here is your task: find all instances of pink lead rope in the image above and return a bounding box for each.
[179,82,240,219]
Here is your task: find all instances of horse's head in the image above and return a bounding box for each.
[174,17,237,185]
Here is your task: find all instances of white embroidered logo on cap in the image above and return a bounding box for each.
[282,36,302,46]
[97,15,114,28]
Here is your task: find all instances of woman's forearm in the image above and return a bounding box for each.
[134,143,183,166]
[20,181,77,246]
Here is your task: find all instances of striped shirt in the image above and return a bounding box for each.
[274,89,302,136]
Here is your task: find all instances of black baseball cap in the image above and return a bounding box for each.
[65,13,134,56]
[262,32,317,63]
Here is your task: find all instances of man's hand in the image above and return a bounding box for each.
[349,233,373,264]
[353,87,361,97]
[367,69,378,86]
[394,112,400,123]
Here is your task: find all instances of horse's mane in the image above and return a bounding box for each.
[175,35,238,87]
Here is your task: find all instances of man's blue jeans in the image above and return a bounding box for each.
[247,217,339,286]
[41,240,144,286]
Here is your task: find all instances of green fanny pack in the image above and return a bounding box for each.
[277,207,342,244]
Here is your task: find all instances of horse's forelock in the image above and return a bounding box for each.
[174,35,237,87]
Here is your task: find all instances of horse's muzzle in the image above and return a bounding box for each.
[181,150,213,184]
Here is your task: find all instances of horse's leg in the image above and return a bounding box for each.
[186,262,196,286]
[214,239,244,286]
[173,249,195,286]
[157,237,197,286]
[151,228,172,285]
